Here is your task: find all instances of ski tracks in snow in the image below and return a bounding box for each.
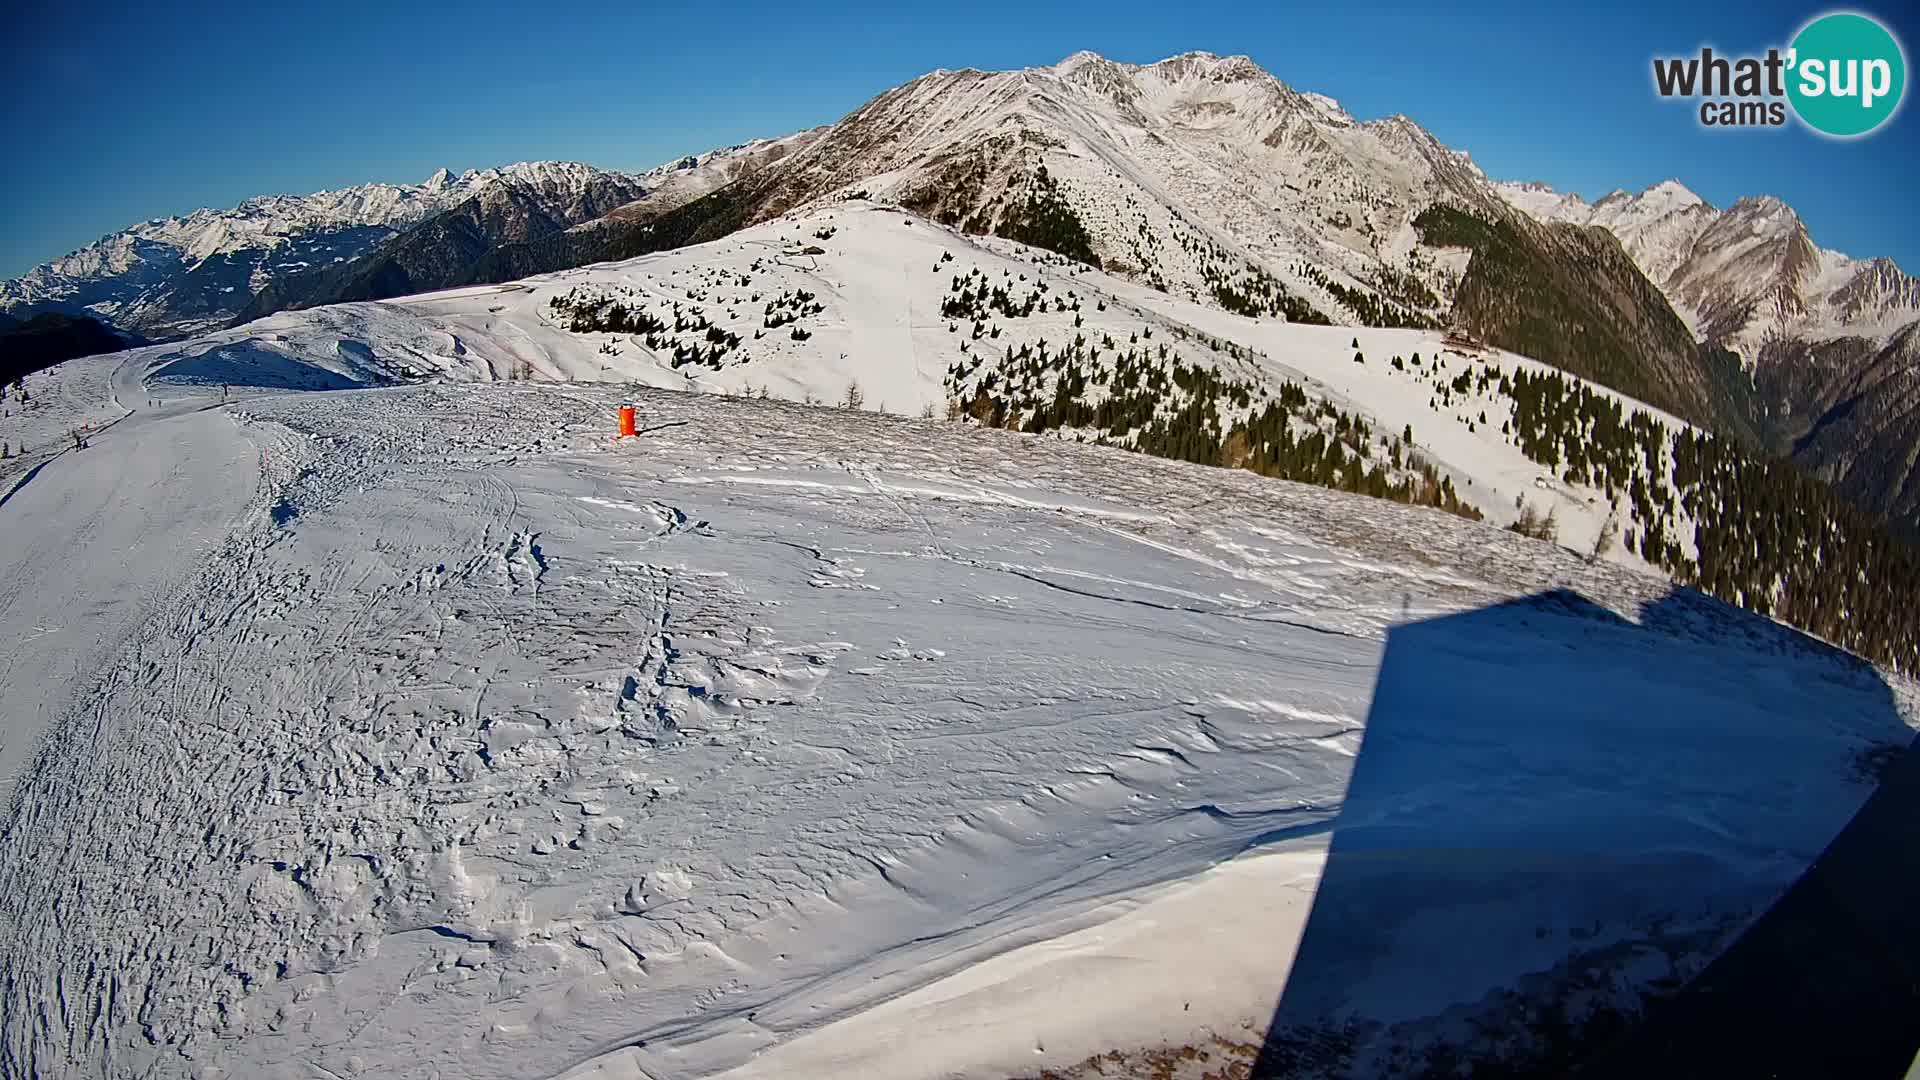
[1,382,1905,1079]
[0,384,1401,1078]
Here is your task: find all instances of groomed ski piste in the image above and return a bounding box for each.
[0,205,1914,1079]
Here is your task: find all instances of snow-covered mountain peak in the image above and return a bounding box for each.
[734,49,1543,339]
[1491,180,1588,219]
[1366,113,1458,155]
[1048,49,1271,85]
[1487,173,1894,354]
[1713,198,1816,269]
[462,160,617,190]
[1037,49,1286,109]
[1643,178,1705,208]
[1594,184,1717,234]
[1051,49,1113,72]
[0,160,646,340]
[1301,91,1355,126]
[1143,49,1262,79]
[1724,193,1798,224]
[1570,179,1711,223]
[1132,50,1284,103]
[1141,49,1227,73]
[1047,50,1141,103]
[637,132,823,184]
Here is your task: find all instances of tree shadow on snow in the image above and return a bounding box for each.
[1249,586,1919,1079]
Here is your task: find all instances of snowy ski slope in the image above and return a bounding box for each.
[0,211,1915,1077]
[98,204,1703,569]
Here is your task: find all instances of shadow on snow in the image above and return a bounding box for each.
[1248,586,1918,1078]
[150,344,364,392]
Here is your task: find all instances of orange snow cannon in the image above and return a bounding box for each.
[618,404,636,438]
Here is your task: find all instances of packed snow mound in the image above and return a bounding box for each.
[0,371,1911,1079]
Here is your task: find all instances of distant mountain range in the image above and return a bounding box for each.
[1495,179,1920,532]
[0,162,653,341]
[5,51,1918,534]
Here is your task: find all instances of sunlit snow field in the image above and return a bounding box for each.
[0,209,1914,1077]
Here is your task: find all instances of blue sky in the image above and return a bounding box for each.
[3,0,1915,279]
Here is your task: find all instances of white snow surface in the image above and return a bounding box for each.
[0,352,133,491]
[0,214,1916,1078]
[108,205,1699,568]
[616,131,827,224]
[682,845,1328,1080]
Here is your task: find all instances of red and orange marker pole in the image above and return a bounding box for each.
[618,404,637,438]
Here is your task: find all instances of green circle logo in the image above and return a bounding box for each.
[1787,12,1907,136]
